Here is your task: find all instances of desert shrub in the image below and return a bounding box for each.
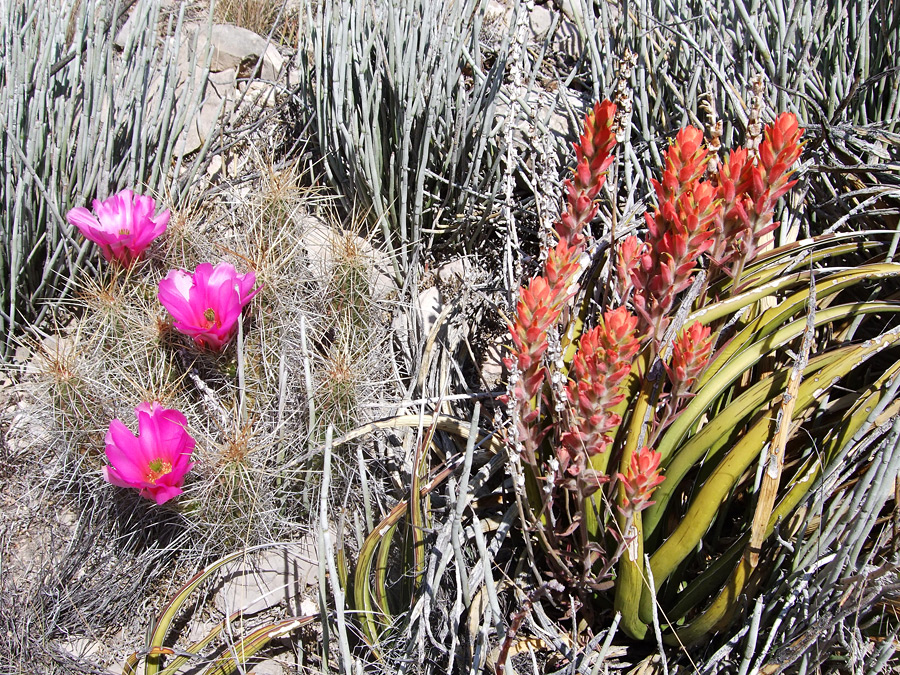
[296,0,522,276]
[0,0,209,358]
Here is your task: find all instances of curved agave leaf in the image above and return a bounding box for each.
[201,616,316,675]
[643,346,849,538]
[128,545,301,675]
[661,300,900,463]
[351,412,499,648]
[640,326,900,629]
[668,355,900,643]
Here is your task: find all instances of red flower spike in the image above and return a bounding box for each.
[554,100,618,249]
[654,127,708,205]
[710,148,753,265]
[666,321,713,391]
[573,100,618,198]
[617,446,665,513]
[560,308,639,464]
[758,113,803,189]
[544,240,583,308]
[624,124,719,341]
[727,113,804,279]
[506,278,561,393]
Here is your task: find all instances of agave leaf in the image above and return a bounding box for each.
[156,611,244,675]
[641,324,900,624]
[351,412,493,647]
[689,264,900,339]
[642,346,850,538]
[612,376,656,639]
[736,242,881,290]
[666,357,900,629]
[355,501,406,649]
[142,549,263,675]
[719,233,883,292]
[201,616,315,675]
[664,457,820,643]
[660,301,900,463]
[667,356,900,643]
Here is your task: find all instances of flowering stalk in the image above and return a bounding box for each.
[618,128,717,343]
[555,100,617,249]
[504,276,564,464]
[505,101,619,469]
[709,112,804,286]
[617,446,666,515]
[652,321,715,442]
[558,308,639,494]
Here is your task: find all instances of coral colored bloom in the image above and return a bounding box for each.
[66,189,170,265]
[158,262,261,350]
[666,321,713,389]
[103,402,195,505]
[617,446,665,513]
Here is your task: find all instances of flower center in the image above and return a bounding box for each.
[145,458,173,484]
[118,228,130,236]
[204,308,216,325]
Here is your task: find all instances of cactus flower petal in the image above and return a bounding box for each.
[158,262,261,351]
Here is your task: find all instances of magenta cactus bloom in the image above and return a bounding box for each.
[103,402,196,505]
[157,262,261,351]
[66,189,170,265]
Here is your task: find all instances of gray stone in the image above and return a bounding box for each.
[298,217,395,302]
[530,4,554,39]
[214,542,318,616]
[199,25,285,80]
[436,259,469,285]
[178,92,226,156]
[242,80,279,107]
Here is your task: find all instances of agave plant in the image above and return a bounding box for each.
[500,95,900,653]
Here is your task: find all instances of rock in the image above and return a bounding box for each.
[214,542,318,616]
[530,4,554,39]
[436,259,469,285]
[480,335,506,390]
[207,154,224,178]
[242,81,278,107]
[208,67,237,96]
[298,217,395,302]
[178,92,226,156]
[199,25,285,80]
[417,287,443,338]
[114,11,137,50]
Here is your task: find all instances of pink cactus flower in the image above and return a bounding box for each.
[66,189,170,265]
[157,262,261,351]
[103,402,196,505]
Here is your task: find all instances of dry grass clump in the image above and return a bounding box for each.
[214,0,301,47]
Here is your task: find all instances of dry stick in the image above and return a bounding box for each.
[747,271,816,567]
[588,612,621,675]
[644,555,669,675]
[299,314,316,433]
[320,425,354,673]
[736,596,765,675]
